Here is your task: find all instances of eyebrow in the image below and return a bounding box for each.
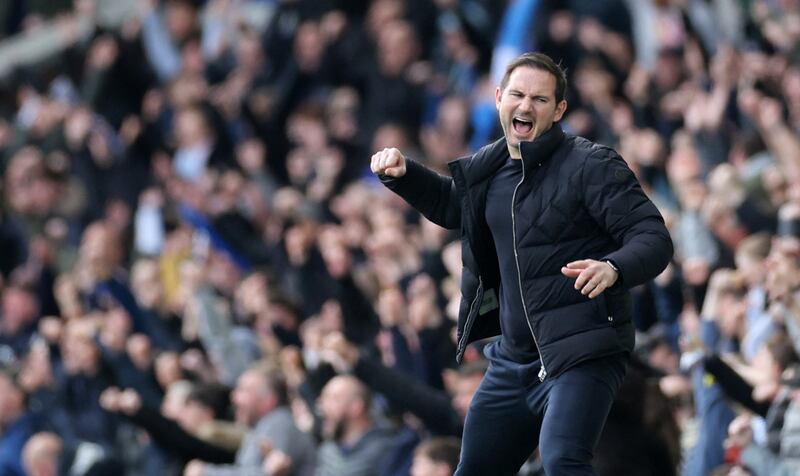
[508,90,551,101]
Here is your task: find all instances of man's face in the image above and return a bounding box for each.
[451,373,483,420]
[180,400,214,433]
[496,66,566,157]
[231,371,272,426]
[317,377,358,441]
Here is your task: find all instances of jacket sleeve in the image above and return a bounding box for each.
[127,404,236,464]
[381,159,461,230]
[354,356,462,436]
[581,147,674,287]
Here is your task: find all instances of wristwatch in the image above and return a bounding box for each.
[604,260,619,274]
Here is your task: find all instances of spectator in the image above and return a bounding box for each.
[316,375,397,476]
[184,364,316,476]
[410,437,460,476]
[22,431,122,476]
[0,370,40,476]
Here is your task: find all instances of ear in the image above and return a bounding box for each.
[554,100,567,122]
[495,86,502,111]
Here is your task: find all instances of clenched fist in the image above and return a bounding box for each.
[370,148,407,178]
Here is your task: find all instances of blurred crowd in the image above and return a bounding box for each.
[1,0,800,475]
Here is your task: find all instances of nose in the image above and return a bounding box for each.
[517,96,533,112]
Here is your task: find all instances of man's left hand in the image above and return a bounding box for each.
[561,260,618,298]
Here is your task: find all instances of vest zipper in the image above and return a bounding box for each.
[456,277,483,360]
[511,148,547,381]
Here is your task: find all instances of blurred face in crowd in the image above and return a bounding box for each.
[451,372,483,420]
[61,321,100,375]
[367,0,404,38]
[648,341,680,374]
[575,60,615,105]
[131,259,163,310]
[155,352,183,390]
[411,454,451,476]
[169,73,208,108]
[765,246,800,301]
[22,432,62,476]
[79,222,120,278]
[175,107,210,147]
[326,87,360,141]
[166,0,197,43]
[127,334,152,371]
[372,123,411,152]
[378,20,418,76]
[496,66,567,158]
[717,291,747,338]
[294,22,324,72]
[235,273,269,320]
[735,254,766,288]
[317,376,366,441]
[181,398,215,433]
[4,147,43,215]
[231,370,276,426]
[100,308,132,352]
[654,50,683,91]
[236,31,265,74]
[667,145,702,185]
[1,287,38,334]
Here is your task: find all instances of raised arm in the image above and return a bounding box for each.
[371,148,461,230]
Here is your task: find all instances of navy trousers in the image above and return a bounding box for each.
[455,342,628,476]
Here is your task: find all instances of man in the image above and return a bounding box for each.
[315,375,396,476]
[22,432,62,476]
[184,366,316,476]
[371,52,673,475]
[0,371,39,476]
[410,437,461,476]
[21,431,121,476]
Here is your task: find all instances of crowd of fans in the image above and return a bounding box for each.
[1,0,800,475]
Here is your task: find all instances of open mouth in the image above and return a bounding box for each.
[512,117,533,135]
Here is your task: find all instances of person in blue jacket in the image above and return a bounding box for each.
[371,52,673,475]
[0,370,41,476]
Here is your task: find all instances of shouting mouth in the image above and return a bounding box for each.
[512,117,534,135]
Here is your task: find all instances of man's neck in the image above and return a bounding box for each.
[508,124,555,160]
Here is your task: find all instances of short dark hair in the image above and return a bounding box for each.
[187,382,231,419]
[766,329,798,371]
[499,52,568,103]
[416,437,461,470]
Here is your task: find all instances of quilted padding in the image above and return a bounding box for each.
[384,124,673,376]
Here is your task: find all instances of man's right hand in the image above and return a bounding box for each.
[370,148,407,178]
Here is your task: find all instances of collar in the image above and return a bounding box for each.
[518,122,565,166]
[450,123,565,186]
